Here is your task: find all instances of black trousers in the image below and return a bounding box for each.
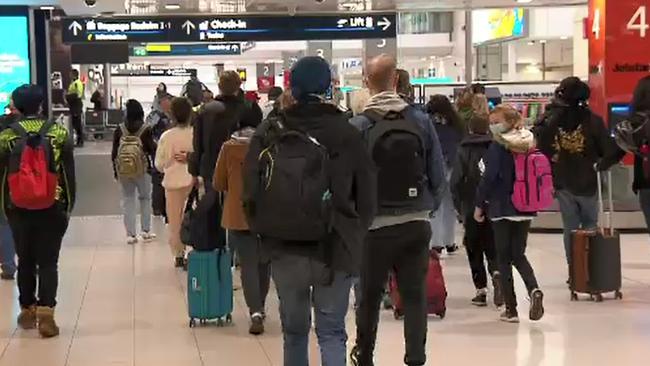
[492,220,539,310]
[356,221,431,366]
[464,214,498,290]
[71,113,83,146]
[7,207,69,308]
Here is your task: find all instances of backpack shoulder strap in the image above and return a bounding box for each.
[134,124,147,138]
[9,122,27,138]
[120,123,128,136]
[37,119,55,137]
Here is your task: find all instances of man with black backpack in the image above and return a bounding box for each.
[190,71,262,192]
[243,56,376,366]
[0,85,76,338]
[350,54,445,366]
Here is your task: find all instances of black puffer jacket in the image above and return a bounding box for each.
[243,103,377,276]
[189,94,262,183]
[450,133,492,218]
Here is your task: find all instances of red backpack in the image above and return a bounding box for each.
[7,120,58,210]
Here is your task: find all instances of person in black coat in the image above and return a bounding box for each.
[451,115,501,308]
[534,77,620,270]
[189,71,262,192]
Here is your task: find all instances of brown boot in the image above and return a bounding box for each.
[36,306,59,338]
[17,306,37,330]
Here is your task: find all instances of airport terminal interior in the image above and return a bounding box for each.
[1,0,650,365]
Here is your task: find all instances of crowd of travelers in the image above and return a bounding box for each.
[1,53,649,366]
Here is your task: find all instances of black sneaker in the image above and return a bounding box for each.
[471,291,488,307]
[249,313,265,335]
[499,308,520,323]
[529,289,545,321]
[446,244,459,254]
[492,272,505,308]
[174,257,185,268]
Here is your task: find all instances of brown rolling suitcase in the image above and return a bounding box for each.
[570,171,623,302]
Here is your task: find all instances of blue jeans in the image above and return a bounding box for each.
[430,181,456,249]
[0,219,16,276]
[638,189,650,236]
[556,190,598,265]
[120,174,152,237]
[271,250,351,366]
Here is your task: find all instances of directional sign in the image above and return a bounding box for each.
[130,43,242,57]
[61,13,397,43]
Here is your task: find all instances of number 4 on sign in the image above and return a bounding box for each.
[628,6,650,38]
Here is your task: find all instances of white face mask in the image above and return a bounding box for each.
[489,122,509,135]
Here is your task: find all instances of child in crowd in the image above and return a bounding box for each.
[474,105,545,323]
[451,115,503,308]
[112,99,157,244]
[155,97,195,268]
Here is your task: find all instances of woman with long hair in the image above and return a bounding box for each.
[427,94,463,254]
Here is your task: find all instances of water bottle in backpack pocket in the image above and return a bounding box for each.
[511,150,554,213]
[7,121,58,210]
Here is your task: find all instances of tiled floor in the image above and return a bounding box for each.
[1,216,650,366]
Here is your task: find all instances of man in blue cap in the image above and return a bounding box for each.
[243,56,376,366]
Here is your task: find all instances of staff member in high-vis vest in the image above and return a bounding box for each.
[66,69,84,147]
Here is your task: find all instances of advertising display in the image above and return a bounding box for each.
[472,8,527,44]
[62,13,397,43]
[0,14,31,106]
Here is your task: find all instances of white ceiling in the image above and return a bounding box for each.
[10,0,586,15]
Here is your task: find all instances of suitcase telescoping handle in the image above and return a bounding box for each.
[596,170,614,234]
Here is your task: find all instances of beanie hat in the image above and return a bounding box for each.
[291,57,332,102]
[556,77,590,106]
[12,84,44,115]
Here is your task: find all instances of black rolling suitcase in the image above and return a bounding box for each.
[570,171,623,302]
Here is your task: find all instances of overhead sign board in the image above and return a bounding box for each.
[110,64,196,77]
[62,13,397,43]
[130,43,242,57]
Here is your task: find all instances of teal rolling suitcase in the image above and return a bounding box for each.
[187,249,233,327]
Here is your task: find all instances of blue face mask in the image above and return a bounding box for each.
[490,122,509,135]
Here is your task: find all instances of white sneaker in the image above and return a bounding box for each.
[126,236,138,245]
[141,232,156,242]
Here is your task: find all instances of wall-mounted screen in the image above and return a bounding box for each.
[472,8,527,45]
[0,14,31,106]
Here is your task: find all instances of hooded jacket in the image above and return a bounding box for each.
[243,103,376,276]
[350,91,445,229]
[534,102,620,196]
[432,113,462,168]
[450,133,492,218]
[213,127,255,231]
[475,128,537,220]
[189,94,263,183]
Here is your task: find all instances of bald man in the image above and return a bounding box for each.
[350,54,445,366]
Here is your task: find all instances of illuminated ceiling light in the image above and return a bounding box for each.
[539,39,547,44]
[560,36,569,40]
[40,6,55,10]
[165,4,181,10]
[527,41,535,45]
[516,0,534,3]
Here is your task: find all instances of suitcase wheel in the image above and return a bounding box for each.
[615,291,623,300]
[570,292,578,301]
[189,318,196,328]
[393,309,404,320]
[217,318,224,327]
[226,314,233,324]
[591,294,604,302]
[437,309,446,319]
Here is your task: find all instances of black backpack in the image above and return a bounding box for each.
[184,79,204,107]
[365,110,428,215]
[181,189,226,251]
[247,118,332,241]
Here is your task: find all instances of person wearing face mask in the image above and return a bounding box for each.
[534,77,620,276]
[474,105,544,324]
